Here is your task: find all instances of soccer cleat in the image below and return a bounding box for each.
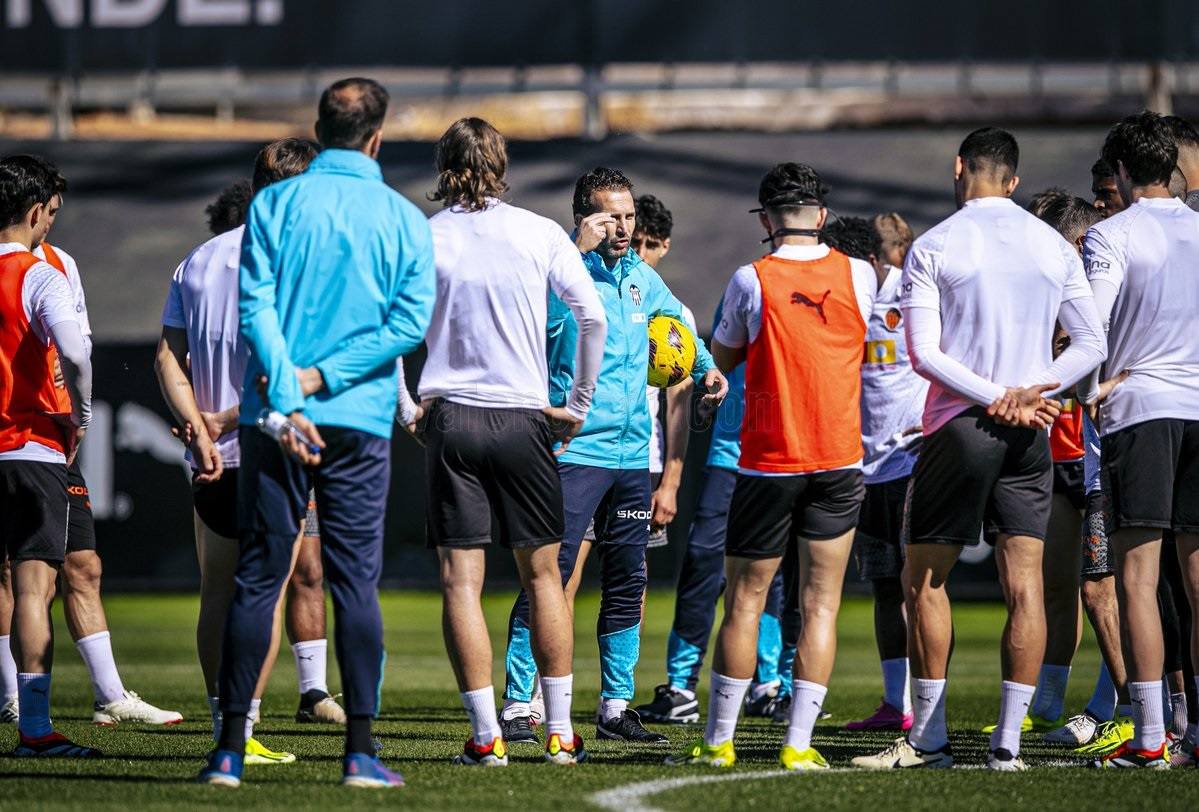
[1043,711,1102,746]
[986,747,1027,771]
[544,732,588,764]
[770,693,792,724]
[0,696,17,723]
[779,744,829,771]
[597,709,668,744]
[1169,733,1197,767]
[635,684,700,724]
[1074,717,1133,756]
[342,752,405,787]
[851,736,953,770]
[665,739,736,768]
[197,748,243,787]
[93,690,183,726]
[452,736,508,767]
[981,713,1059,735]
[295,690,346,725]
[244,737,296,765]
[845,700,913,732]
[744,684,781,718]
[499,713,540,745]
[13,731,102,758]
[1093,741,1170,769]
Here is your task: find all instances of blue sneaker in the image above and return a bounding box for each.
[342,752,405,788]
[198,748,244,787]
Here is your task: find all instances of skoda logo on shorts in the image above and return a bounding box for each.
[617,508,652,521]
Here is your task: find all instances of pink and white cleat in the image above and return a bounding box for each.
[845,701,913,732]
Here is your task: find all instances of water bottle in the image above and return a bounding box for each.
[256,410,321,455]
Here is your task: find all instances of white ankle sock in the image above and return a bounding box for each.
[600,697,628,721]
[245,698,261,741]
[704,672,750,746]
[990,680,1035,755]
[17,673,52,738]
[0,636,17,701]
[75,631,125,705]
[908,677,948,751]
[208,696,221,741]
[292,639,329,695]
[1030,664,1069,722]
[784,680,827,751]
[461,686,502,745]
[1085,661,1117,721]
[1170,691,1188,739]
[1129,680,1165,750]
[881,658,910,714]
[541,674,574,739]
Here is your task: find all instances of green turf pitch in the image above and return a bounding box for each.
[0,591,1191,810]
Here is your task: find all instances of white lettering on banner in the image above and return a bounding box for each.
[4,0,281,27]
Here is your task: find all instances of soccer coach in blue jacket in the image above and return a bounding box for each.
[200,78,436,789]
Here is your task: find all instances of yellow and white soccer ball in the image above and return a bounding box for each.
[647,315,697,388]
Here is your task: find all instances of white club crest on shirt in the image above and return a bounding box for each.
[628,284,642,307]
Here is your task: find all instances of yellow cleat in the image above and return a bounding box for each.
[244,737,296,765]
[665,739,736,768]
[1075,717,1134,756]
[981,714,1034,735]
[779,745,829,771]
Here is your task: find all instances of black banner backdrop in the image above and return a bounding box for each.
[0,0,1193,73]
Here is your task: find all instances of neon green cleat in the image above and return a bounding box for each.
[981,714,1033,735]
[1075,717,1133,756]
[779,745,829,771]
[244,737,296,765]
[665,739,736,768]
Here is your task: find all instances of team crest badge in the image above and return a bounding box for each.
[884,308,902,331]
[628,284,642,306]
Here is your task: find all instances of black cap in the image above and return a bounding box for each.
[751,162,828,212]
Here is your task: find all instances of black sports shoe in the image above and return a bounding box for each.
[499,713,540,745]
[770,693,792,724]
[635,684,699,724]
[597,709,668,744]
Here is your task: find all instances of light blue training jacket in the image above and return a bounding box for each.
[238,149,436,439]
[546,247,714,469]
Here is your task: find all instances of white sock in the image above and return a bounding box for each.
[1129,680,1165,750]
[541,674,574,739]
[908,678,948,751]
[292,639,329,696]
[990,680,1035,756]
[208,696,221,742]
[600,697,628,721]
[245,698,261,741]
[74,631,126,705]
[501,699,530,720]
[784,679,827,751]
[0,636,17,700]
[1030,664,1070,722]
[17,673,51,738]
[461,686,502,745]
[748,680,780,702]
[1170,691,1188,739]
[1085,661,1117,721]
[703,672,750,746]
[881,658,910,714]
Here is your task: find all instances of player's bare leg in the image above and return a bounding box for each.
[0,561,16,722]
[288,535,343,724]
[1032,496,1082,727]
[1115,530,1167,751]
[1174,533,1199,761]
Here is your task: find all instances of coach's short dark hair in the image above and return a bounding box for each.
[1101,111,1177,188]
[822,216,880,261]
[0,155,57,230]
[316,77,390,151]
[206,180,253,235]
[1026,187,1070,219]
[1163,115,1199,150]
[1036,195,1103,245]
[634,195,673,240]
[1091,157,1115,179]
[253,137,318,193]
[959,127,1019,181]
[573,167,634,216]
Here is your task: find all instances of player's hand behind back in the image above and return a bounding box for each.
[543,406,584,457]
[988,383,1062,429]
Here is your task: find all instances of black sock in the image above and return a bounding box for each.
[218,712,247,754]
[346,714,373,755]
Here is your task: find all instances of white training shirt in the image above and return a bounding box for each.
[901,197,1105,436]
[0,243,91,463]
[33,243,91,356]
[161,226,247,469]
[648,303,695,474]
[1078,197,1199,435]
[861,265,928,484]
[418,200,606,419]
[715,242,877,476]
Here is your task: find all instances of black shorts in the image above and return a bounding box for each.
[726,468,865,559]
[907,407,1052,545]
[0,460,69,563]
[193,468,239,539]
[1101,418,1199,534]
[853,477,908,581]
[424,400,564,549]
[66,460,96,553]
[1052,460,1086,512]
